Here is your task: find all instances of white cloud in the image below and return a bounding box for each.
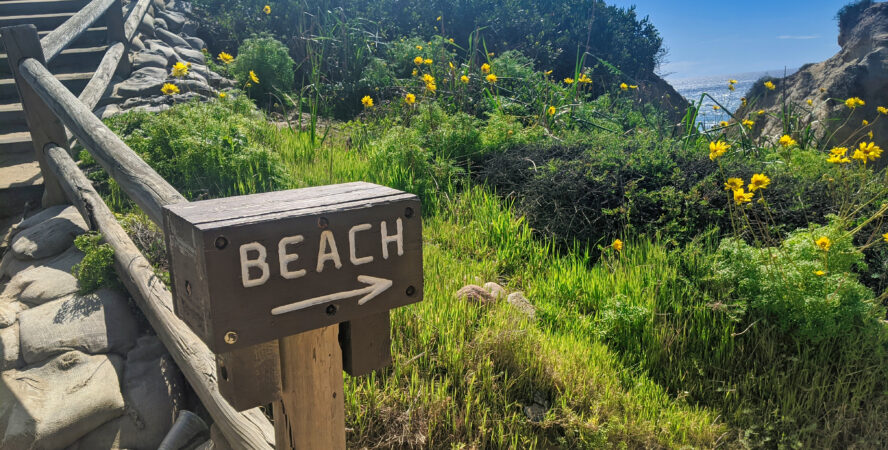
[777,35,819,40]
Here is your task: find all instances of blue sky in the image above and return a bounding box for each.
[608,0,852,80]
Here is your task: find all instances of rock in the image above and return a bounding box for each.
[153,0,166,11]
[738,2,888,170]
[507,292,536,319]
[71,336,185,450]
[10,205,87,260]
[455,284,495,304]
[138,13,155,38]
[0,323,23,370]
[133,50,169,70]
[14,205,69,232]
[157,10,185,32]
[0,351,125,448]
[522,391,549,423]
[144,39,177,63]
[184,36,205,51]
[0,301,25,328]
[156,27,190,49]
[131,35,145,52]
[3,264,79,306]
[96,104,123,119]
[174,46,205,65]
[114,66,169,98]
[18,288,139,364]
[154,17,168,30]
[483,282,507,300]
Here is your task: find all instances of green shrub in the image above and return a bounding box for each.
[233,34,295,104]
[72,233,117,293]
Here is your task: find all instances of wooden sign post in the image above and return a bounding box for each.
[163,182,423,448]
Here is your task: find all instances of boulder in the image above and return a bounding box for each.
[483,282,507,300]
[156,10,185,32]
[0,323,23,370]
[0,351,125,449]
[71,336,185,449]
[3,264,79,306]
[507,292,536,319]
[455,284,495,304]
[18,288,139,364]
[133,50,169,70]
[9,206,87,260]
[184,36,205,51]
[156,27,190,49]
[115,66,169,98]
[174,46,205,65]
[144,39,177,63]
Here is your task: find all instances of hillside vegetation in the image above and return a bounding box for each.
[82,1,888,447]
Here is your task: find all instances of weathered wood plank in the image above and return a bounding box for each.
[1,25,67,207]
[123,0,151,42]
[216,341,282,411]
[273,325,346,449]
[78,41,124,110]
[41,0,115,63]
[43,144,276,450]
[18,57,186,226]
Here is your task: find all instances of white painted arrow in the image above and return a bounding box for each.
[270,275,393,316]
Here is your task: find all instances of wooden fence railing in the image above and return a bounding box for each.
[2,1,276,448]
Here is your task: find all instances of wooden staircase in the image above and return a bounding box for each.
[0,0,106,218]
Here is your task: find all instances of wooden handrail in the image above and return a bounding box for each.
[77,41,125,111]
[18,57,186,226]
[41,0,115,64]
[43,144,276,449]
[123,0,152,42]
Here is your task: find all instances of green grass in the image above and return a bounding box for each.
[94,96,888,449]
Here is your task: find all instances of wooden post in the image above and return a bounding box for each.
[1,25,68,207]
[273,325,346,449]
[105,0,131,75]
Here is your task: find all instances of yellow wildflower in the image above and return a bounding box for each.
[486,73,498,83]
[748,173,770,192]
[422,73,435,84]
[449,62,455,70]
[629,84,638,89]
[578,74,592,84]
[709,140,730,161]
[218,52,234,64]
[814,270,826,276]
[863,119,869,126]
[845,97,865,109]
[612,239,623,252]
[733,188,754,205]
[423,58,433,65]
[460,75,469,83]
[719,121,729,127]
[620,83,628,91]
[436,16,442,21]
[729,84,735,91]
[806,99,813,106]
[416,45,423,50]
[564,77,574,84]
[361,96,374,108]
[405,93,416,105]
[171,61,188,78]
[548,105,556,116]
[883,232,888,243]
[827,147,851,164]
[713,105,720,111]
[869,131,874,139]
[741,97,747,107]
[448,38,454,43]
[758,109,766,115]
[815,236,831,252]
[263,5,270,14]
[413,56,424,65]
[481,63,490,74]
[852,141,883,164]
[724,178,743,191]
[729,79,738,84]
[488,52,494,57]
[742,119,755,129]
[249,70,259,84]
[218,92,226,99]
[426,82,437,93]
[878,106,888,115]
[545,70,553,76]
[778,134,796,148]
[161,83,179,95]
[412,68,418,76]
[764,81,776,90]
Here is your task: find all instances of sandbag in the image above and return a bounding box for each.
[18,288,139,364]
[0,351,125,449]
[0,323,22,370]
[3,265,79,306]
[10,206,87,260]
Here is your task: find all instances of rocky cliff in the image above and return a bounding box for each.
[737,1,888,167]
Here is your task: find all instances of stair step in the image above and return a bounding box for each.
[0,157,43,218]
[0,70,93,101]
[0,0,90,15]
[0,102,27,132]
[0,131,33,155]
[0,12,93,30]
[0,27,108,53]
[0,45,108,76]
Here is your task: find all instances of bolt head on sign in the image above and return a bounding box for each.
[162,182,423,352]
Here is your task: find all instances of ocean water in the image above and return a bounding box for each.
[667,68,797,128]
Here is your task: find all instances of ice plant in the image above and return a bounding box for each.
[171,61,188,78]
[218,52,234,64]
[485,73,498,83]
[764,81,776,90]
[815,236,831,252]
[263,5,270,14]
[733,188,754,205]
[778,135,796,148]
[845,97,865,109]
[724,178,743,191]
[361,95,374,108]
[709,140,730,161]
[249,70,259,84]
[405,93,416,105]
[612,239,623,252]
[161,83,178,95]
[748,173,770,192]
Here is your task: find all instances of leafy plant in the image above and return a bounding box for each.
[72,232,117,293]
[232,34,295,104]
